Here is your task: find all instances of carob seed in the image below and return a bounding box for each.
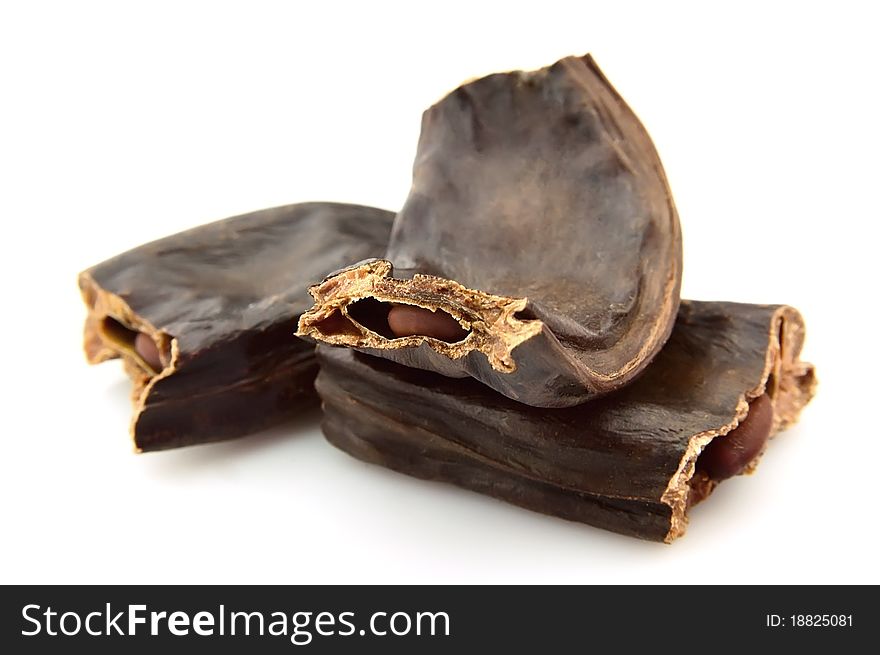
[387,305,468,342]
[135,332,163,371]
[698,393,774,480]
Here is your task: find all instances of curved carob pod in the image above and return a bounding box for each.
[79,202,394,452]
[315,301,816,542]
[298,54,682,407]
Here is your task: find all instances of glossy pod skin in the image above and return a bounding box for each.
[79,202,394,452]
[315,301,816,543]
[298,54,682,408]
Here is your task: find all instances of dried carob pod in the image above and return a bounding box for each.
[79,202,394,451]
[315,301,816,542]
[298,54,682,407]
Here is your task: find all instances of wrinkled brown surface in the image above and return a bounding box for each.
[315,301,816,542]
[79,202,394,452]
[299,54,682,407]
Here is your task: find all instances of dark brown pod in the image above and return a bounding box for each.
[298,54,682,407]
[79,202,394,452]
[315,301,816,542]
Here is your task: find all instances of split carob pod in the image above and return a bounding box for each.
[79,202,394,452]
[315,301,816,542]
[298,54,682,407]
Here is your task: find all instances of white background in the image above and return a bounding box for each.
[1,1,878,584]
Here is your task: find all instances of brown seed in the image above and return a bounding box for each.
[697,393,774,480]
[135,332,163,371]
[387,305,468,342]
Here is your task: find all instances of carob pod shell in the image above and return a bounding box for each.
[315,301,816,542]
[298,54,682,407]
[79,202,394,452]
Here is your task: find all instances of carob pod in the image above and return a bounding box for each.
[315,301,816,542]
[79,202,394,452]
[298,54,682,407]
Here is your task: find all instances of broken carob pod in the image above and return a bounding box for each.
[298,54,682,407]
[315,301,816,542]
[79,202,394,452]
